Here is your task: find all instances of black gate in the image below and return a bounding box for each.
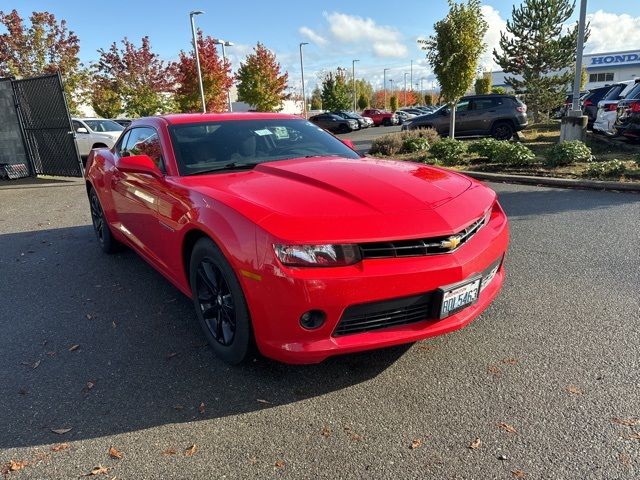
[12,73,83,177]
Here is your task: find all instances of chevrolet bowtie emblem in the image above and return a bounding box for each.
[440,235,461,250]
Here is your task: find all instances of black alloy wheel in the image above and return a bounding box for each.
[89,188,119,253]
[195,259,236,347]
[189,238,253,364]
[492,122,514,141]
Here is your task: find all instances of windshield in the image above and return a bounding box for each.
[169,119,361,176]
[602,84,626,101]
[84,119,124,132]
[623,82,640,100]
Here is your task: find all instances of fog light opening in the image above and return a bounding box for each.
[300,310,326,330]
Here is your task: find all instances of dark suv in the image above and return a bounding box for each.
[401,94,528,140]
[614,81,640,140]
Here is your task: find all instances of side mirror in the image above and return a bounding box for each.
[342,139,355,149]
[117,154,162,178]
[76,127,88,134]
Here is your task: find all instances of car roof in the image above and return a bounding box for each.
[158,112,301,125]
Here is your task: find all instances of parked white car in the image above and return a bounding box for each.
[592,80,639,136]
[72,118,124,157]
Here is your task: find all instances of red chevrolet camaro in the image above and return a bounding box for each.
[85,113,509,364]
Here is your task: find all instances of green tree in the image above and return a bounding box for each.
[350,78,373,108]
[579,65,587,91]
[389,95,398,112]
[419,0,488,137]
[423,94,433,106]
[320,70,351,111]
[357,92,368,110]
[493,0,588,121]
[474,71,492,94]
[491,86,507,94]
[0,9,86,114]
[310,85,322,110]
[236,42,289,112]
[91,80,122,118]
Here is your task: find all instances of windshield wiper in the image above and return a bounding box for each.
[188,160,261,175]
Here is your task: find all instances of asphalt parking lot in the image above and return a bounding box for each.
[1,176,639,479]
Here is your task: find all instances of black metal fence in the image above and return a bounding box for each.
[0,72,82,179]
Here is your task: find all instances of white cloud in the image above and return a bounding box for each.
[584,10,640,53]
[299,26,328,47]
[479,5,508,71]
[304,11,407,58]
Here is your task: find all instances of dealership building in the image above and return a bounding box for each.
[492,49,640,90]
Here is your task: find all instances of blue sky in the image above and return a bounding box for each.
[7,1,640,91]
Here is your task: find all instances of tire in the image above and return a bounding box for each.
[189,238,253,365]
[491,121,514,141]
[88,187,120,254]
[382,118,391,126]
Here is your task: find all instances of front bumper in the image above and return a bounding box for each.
[241,206,509,364]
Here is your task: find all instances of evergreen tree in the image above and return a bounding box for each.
[236,43,289,112]
[474,72,492,94]
[493,0,587,121]
[310,86,322,110]
[357,92,368,110]
[389,95,398,112]
[320,71,350,111]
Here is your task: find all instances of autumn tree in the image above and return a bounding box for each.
[91,79,122,118]
[93,36,173,117]
[171,31,232,113]
[420,0,488,137]
[493,0,587,121]
[235,43,288,112]
[474,72,492,94]
[0,9,85,114]
[320,70,351,111]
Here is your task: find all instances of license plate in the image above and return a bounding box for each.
[437,277,481,319]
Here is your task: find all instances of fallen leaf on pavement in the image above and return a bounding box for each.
[624,432,640,440]
[111,321,117,329]
[86,465,109,476]
[612,418,640,426]
[51,428,72,435]
[162,448,177,456]
[502,358,518,365]
[174,404,184,411]
[350,433,362,441]
[185,444,197,457]
[512,470,526,478]
[166,352,178,360]
[566,385,582,395]
[275,460,285,468]
[8,460,27,471]
[487,366,502,377]
[256,399,271,405]
[51,443,70,452]
[32,360,41,369]
[498,422,517,433]
[469,438,482,449]
[47,351,56,357]
[198,402,205,414]
[85,314,93,320]
[410,438,422,449]
[321,426,331,437]
[82,381,96,394]
[619,452,631,468]
[108,447,123,459]
[68,344,80,352]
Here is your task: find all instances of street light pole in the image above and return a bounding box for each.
[189,10,206,113]
[571,0,588,113]
[403,72,409,106]
[352,59,359,112]
[410,60,413,91]
[388,78,394,109]
[214,39,234,112]
[299,42,308,117]
[383,68,390,109]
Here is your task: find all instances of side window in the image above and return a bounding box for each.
[123,127,164,172]
[73,120,86,133]
[471,99,494,110]
[456,100,470,112]
[115,131,130,155]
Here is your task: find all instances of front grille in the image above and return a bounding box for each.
[334,292,435,336]
[359,214,487,259]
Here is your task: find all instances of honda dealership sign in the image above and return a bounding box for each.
[590,52,640,66]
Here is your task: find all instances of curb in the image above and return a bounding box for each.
[462,171,640,192]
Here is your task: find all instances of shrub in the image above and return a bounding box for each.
[429,138,468,166]
[494,142,535,166]
[369,134,403,156]
[584,160,626,179]
[468,138,503,161]
[401,137,430,153]
[546,140,592,167]
[407,127,440,144]
[634,153,640,167]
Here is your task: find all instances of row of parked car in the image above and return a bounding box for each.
[308,106,444,133]
[564,79,640,139]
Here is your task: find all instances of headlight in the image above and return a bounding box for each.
[273,244,361,267]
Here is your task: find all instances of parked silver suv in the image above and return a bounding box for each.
[401,94,528,140]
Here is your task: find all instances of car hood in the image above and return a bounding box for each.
[179,157,492,243]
